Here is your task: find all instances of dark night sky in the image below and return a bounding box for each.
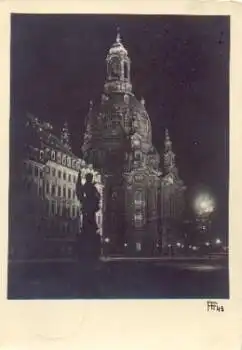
[10,14,229,237]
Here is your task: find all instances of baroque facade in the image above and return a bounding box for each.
[9,114,103,260]
[82,32,186,256]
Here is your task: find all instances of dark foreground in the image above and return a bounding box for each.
[8,257,229,299]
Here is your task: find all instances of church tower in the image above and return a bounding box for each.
[161,129,186,251]
[104,29,132,95]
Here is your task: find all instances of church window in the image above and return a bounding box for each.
[67,157,71,167]
[72,160,76,168]
[45,166,50,174]
[134,151,142,161]
[73,190,76,199]
[58,186,61,197]
[134,213,143,228]
[72,206,76,217]
[134,190,143,207]
[68,174,71,182]
[106,117,112,128]
[111,57,121,78]
[62,155,66,166]
[63,172,66,180]
[52,168,56,177]
[73,175,76,183]
[58,170,62,178]
[63,186,66,197]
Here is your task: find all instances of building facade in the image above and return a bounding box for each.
[82,32,186,256]
[9,114,103,260]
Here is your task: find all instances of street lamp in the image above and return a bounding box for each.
[194,193,215,217]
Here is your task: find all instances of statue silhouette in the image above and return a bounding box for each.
[76,172,101,260]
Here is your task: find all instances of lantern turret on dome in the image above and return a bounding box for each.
[104,28,132,95]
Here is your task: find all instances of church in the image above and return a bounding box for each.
[82,31,186,256]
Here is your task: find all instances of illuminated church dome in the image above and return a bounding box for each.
[82,31,154,168]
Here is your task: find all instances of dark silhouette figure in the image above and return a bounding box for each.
[76,172,101,261]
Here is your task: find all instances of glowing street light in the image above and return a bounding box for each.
[215,238,222,245]
[194,193,215,217]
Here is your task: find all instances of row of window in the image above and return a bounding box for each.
[45,166,77,183]
[25,162,78,184]
[45,182,76,200]
[49,201,79,217]
[39,149,82,171]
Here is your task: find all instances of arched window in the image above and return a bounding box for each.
[134,190,143,207]
[111,56,121,79]
[134,213,143,228]
[134,151,142,161]
[51,150,56,161]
